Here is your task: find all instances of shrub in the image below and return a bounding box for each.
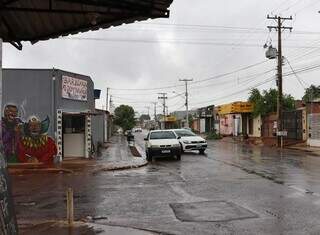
[207,130,222,140]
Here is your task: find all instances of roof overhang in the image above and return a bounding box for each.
[0,0,173,49]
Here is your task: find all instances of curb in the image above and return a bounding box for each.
[8,168,74,174]
[92,160,148,174]
[285,147,320,157]
[135,143,146,158]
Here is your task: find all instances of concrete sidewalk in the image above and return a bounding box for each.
[8,134,147,174]
[218,137,320,156]
[286,144,320,156]
[92,134,147,173]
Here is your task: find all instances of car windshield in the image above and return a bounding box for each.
[174,129,196,137]
[150,131,176,139]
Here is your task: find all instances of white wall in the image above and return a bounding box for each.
[248,115,262,138]
[307,113,320,147]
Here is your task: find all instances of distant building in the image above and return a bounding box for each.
[216,101,258,137]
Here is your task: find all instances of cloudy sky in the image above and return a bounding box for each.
[3,0,320,115]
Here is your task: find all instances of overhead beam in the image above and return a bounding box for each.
[14,13,158,42]
[57,0,168,15]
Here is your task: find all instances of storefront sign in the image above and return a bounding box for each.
[217,102,253,115]
[165,116,177,122]
[62,76,87,101]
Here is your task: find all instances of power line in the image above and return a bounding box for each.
[109,60,269,91]
[285,57,309,89]
[190,76,276,107]
[63,36,320,49]
[190,61,320,107]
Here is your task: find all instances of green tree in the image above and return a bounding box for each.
[114,105,136,131]
[248,88,295,117]
[139,114,151,122]
[302,85,320,102]
[187,114,194,128]
[248,88,264,117]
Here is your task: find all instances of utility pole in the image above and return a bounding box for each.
[145,106,150,116]
[267,15,292,148]
[109,95,114,114]
[179,79,193,128]
[152,102,157,121]
[158,93,167,130]
[106,87,109,111]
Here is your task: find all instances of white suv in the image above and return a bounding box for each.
[144,130,181,161]
[172,129,207,154]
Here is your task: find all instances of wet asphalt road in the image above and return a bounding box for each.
[12,131,320,234]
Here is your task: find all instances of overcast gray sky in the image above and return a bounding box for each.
[3,0,320,115]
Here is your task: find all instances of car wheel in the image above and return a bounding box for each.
[176,154,181,161]
[146,152,152,162]
[180,143,184,153]
[199,149,205,155]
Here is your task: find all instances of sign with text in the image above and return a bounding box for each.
[277,131,288,137]
[62,76,87,101]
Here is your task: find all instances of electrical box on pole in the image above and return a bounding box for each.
[265,46,277,59]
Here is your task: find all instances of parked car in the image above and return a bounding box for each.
[144,130,181,161]
[134,127,142,132]
[172,129,207,154]
[124,130,130,136]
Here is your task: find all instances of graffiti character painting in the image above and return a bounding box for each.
[18,116,57,164]
[1,105,22,163]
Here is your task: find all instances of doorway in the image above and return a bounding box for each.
[62,114,86,158]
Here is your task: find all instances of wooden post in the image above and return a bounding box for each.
[66,188,74,226]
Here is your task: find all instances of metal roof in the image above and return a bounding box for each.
[0,0,173,49]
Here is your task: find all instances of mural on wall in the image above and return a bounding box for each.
[1,105,22,163]
[1,104,57,164]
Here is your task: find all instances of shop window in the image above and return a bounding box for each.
[63,115,85,134]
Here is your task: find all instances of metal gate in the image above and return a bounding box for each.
[282,110,303,140]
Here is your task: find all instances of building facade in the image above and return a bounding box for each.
[2,68,98,163]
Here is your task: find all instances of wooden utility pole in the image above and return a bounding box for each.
[106,87,109,111]
[145,106,150,116]
[179,79,193,128]
[152,102,157,121]
[158,93,167,129]
[267,15,292,148]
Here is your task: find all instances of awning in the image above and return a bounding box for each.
[0,0,173,49]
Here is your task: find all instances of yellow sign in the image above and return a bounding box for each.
[217,102,253,115]
[165,116,177,122]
